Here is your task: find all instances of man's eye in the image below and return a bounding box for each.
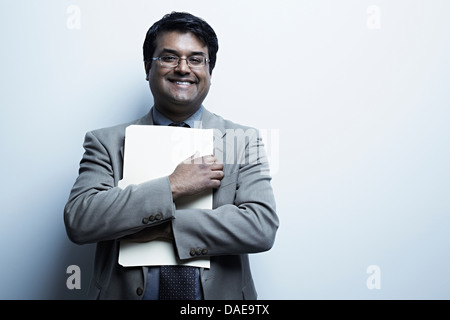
[188,56,203,64]
[161,56,178,62]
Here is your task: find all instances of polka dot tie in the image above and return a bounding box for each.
[159,266,198,300]
[169,122,190,128]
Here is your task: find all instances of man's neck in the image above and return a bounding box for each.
[154,104,201,123]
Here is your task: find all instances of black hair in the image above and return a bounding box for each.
[143,12,219,74]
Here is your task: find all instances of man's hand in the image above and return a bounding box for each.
[169,152,224,200]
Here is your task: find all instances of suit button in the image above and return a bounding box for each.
[190,249,196,256]
[196,248,202,255]
[136,287,144,296]
[149,215,155,221]
[201,248,208,255]
[155,213,162,220]
[142,217,149,224]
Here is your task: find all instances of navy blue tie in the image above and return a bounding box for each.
[169,122,190,127]
[159,265,199,300]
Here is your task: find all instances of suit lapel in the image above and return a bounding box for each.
[200,108,226,135]
[200,108,227,166]
[136,109,155,126]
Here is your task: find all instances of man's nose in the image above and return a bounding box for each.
[174,58,191,74]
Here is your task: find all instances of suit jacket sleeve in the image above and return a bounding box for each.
[172,128,279,259]
[64,130,176,244]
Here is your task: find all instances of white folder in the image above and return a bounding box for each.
[118,125,212,268]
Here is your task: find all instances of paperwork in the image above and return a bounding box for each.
[118,125,212,268]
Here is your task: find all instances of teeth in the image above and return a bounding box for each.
[175,81,191,85]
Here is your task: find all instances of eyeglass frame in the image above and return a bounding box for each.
[151,55,210,69]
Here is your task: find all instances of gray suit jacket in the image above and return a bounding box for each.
[64,107,279,300]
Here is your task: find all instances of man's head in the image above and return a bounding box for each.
[144,12,218,75]
[143,12,219,121]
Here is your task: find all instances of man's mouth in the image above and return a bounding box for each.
[174,81,192,85]
[168,78,197,86]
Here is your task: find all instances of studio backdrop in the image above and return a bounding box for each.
[1,0,449,299]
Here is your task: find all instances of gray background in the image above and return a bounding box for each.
[1,0,449,299]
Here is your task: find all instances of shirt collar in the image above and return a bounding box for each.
[152,105,203,128]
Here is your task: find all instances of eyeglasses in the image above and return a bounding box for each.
[152,55,210,68]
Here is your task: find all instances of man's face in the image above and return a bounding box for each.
[146,31,212,119]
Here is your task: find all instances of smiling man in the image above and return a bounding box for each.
[147,31,211,121]
[64,12,279,300]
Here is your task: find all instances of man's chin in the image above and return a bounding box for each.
[169,92,196,103]
[163,99,201,115]
[168,99,196,110]
[168,94,202,107]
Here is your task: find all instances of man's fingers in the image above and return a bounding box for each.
[211,169,225,180]
[210,162,224,171]
[202,154,219,164]
[182,153,220,165]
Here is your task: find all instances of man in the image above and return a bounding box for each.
[64,11,279,300]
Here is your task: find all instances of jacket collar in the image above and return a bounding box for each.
[198,107,227,139]
[135,106,227,139]
[135,109,155,126]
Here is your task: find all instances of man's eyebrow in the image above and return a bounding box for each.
[160,48,207,56]
[160,48,178,55]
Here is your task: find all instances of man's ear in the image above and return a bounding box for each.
[144,62,151,81]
